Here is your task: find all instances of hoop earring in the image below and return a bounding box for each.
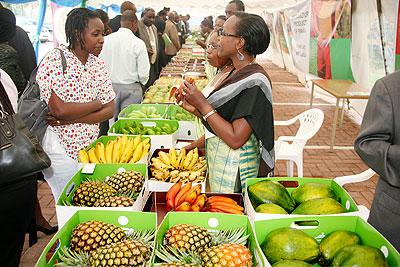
[237,50,244,61]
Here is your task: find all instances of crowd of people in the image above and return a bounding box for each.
[0,0,399,265]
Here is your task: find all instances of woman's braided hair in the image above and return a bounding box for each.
[65,8,100,50]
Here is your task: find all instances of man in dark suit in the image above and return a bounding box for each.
[355,71,400,251]
[137,8,159,87]
[109,1,136,33]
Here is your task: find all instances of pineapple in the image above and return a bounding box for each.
[105,170,145,194]
[93,196,135,207]
[163,224,212,253]
[89,239,151,266]
[160,264,200,267]
[200,243,252,266]
[73,182,116,207]
[70,221,126,252]
[59,225,155,267]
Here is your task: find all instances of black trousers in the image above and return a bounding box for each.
[0,177,35,267]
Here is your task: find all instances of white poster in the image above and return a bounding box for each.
[381,0,399,74]
[283,0,311,73]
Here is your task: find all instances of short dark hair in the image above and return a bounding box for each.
[158,10,167,17]
[234,12,269,56]
[121,10,137,22]
[141,7,155,18]
[201,18,213,29]
[120,1,135,13]
[229,0,245,11]
[65,8,101,50]
[94,9,109,25]
[216,15,227,21]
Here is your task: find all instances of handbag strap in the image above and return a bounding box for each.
[28,48,67,84]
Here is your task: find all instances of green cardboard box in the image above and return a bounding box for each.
[253,216,400,267]
[118,104,169,119]
[154,212,263,266]
[109,119,179,151]
[164,105,197,140]
[56,164,148,227]
[36,210,157,267]
[244,177,360,221]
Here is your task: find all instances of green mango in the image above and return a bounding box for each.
[261,227,319,264]
[272,260,313,267]
[292,198,345,215]
[332,245,389,267]
[319,230,360,265]
[291,182,338,205]
[255,203,288,214]
[248,180,296,212]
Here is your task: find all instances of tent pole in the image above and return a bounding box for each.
[34,0,47,62]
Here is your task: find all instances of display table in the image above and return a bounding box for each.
[310,79,369,149]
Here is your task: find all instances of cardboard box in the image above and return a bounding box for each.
[164,105,197,140]
[36,210,157,267]
[118,104,169,119]
[109,119,178,151]
[153,212,263,266]
[244,177,360,222]
[143,192,243,225]
[56,164,148,228]
[253,216,400,267]
[147,148,206,192]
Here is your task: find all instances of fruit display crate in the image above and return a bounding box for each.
[164,104,197,140]
[118,103,169,119]
[143,192,243,225]
[36,210,157,267]
[153,212,262,266]
[108,119,179,151]
[147,148,206,192]
[253,216,400,267]
[79,135,150,165]
[244,177,360,222]
[56,164,148,227]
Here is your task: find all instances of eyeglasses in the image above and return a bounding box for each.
[217,28,242,38]
[207,43,218,50]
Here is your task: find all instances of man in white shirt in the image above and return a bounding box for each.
[100,10,150,120]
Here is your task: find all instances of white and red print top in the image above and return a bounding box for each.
[37,45,115,160]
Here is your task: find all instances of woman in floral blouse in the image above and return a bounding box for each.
[37,8,115,201]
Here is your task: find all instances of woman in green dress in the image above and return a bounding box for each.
[178,12,274,193]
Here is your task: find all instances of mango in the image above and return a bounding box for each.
[255,203,288,214]
[319,230,360,264]
[292,198,345,215]
[332,245,389,267]
[291,182,338,205]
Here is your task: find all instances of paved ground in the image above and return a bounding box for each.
[20,61,377,266]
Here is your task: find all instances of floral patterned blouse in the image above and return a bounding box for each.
[37,45,115,160]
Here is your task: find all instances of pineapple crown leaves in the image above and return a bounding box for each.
[55,246,90,267]
[209,227,249,246]
[155,246,202,266]
[125,228,155,248]
[116,190,139,200]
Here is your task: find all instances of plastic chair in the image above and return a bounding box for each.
[275,108,324,177]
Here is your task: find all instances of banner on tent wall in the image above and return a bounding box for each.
[396,3,400,70]
[380,0,399,74]
[280,0,311,73]
[309,0,353,80]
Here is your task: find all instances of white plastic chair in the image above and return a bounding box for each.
[274,108,324,177]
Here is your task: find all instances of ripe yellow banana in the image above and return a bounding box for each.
[130,142,143,163]
[187,147,199,170]
[158,151,171,166]
[105,140,114,163]
[120,138,134,163]
[95,142,106,163]
[191,161,205,171]
[112,137,121,163]
[119,135,128,159]
[177,148,186,169]
[78,150,89,163]
[141,143,150,160]
[142,138,150,145]
[132,135,142,150]
[182,149,194,169]
[169,148,177,168]
[88,148,99,163]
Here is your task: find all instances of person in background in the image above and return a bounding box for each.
[138,8,159,87]
[154,10,168,69]
[225,0,245,18]
[109,1,136,33]
[3,7,37,83]
[164,11,181,63]
[37,8,115,202]
[100,10,150,121]
[354,71,400,251]
[0,8,26,94]
[196,18,213,50]
[0,68,36,267]
[177,12,274,193]
[214,15,227,31]
[184,14,191,34]
[95,9,112,36]
[178,14,187,45]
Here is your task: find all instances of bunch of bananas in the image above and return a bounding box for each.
[78,136,150,164]
[150,148,206,183]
